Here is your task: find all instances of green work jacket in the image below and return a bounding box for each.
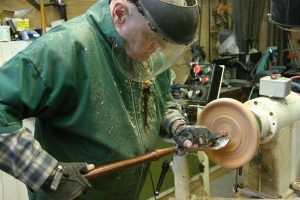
[0,0,174,199]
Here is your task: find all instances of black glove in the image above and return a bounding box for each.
[41,162,92,200]
[173,124,215,148]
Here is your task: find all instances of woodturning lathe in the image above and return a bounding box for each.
[198,76,300,198]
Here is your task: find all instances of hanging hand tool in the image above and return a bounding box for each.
[55,0,67,21]
[27,0,68,22]
[40,0,47,33]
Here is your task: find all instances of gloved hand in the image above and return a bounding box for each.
[173,124,215,149]
[41,162,94,200]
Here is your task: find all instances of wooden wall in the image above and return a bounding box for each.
[0,0,97,28]
[2,0,298,65]
[67,0,97,19]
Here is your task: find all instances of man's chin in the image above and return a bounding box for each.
[127,54,149,62]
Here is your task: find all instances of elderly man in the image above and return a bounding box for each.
[0,0,215,199]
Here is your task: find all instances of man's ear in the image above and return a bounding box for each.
[111,2,128,30]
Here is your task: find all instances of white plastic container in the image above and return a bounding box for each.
[0,26,11,42]
[259,75,291,98]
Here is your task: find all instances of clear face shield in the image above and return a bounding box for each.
[112,0,198,82]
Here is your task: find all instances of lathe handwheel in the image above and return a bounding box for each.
[198,98,259,168]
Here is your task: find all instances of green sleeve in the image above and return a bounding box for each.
[159,70,187,136]
[0,30,82,133]
[0,52,47,132]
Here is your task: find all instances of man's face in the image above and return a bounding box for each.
[124,22,166,61]
[111,0,166,61]
[110,0,186,82]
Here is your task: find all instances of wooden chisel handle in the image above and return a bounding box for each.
[85,147,177,181]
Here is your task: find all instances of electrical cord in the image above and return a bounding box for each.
[148,169,157,200]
